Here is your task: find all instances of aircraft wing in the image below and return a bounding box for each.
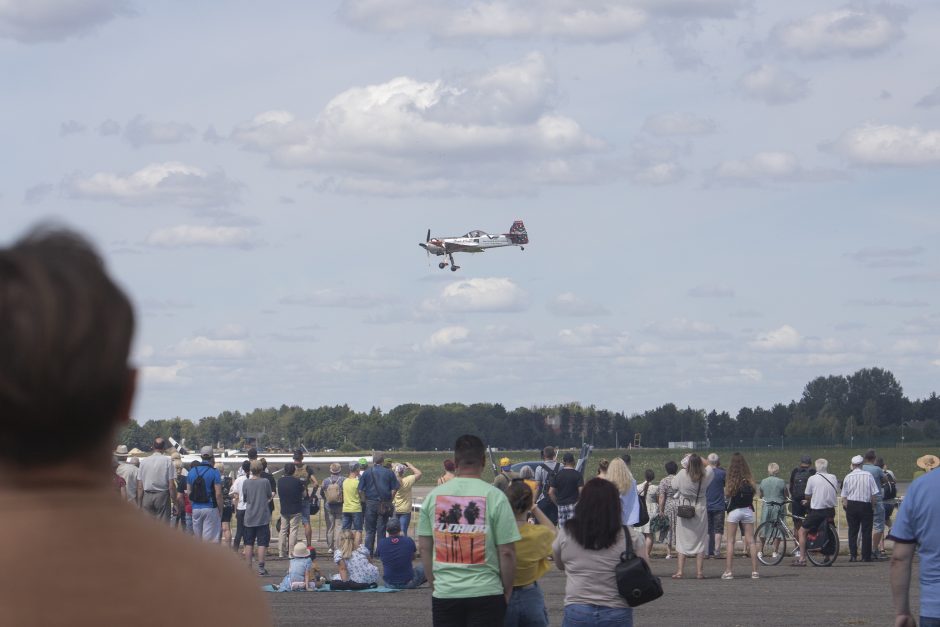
[443,242,485,253]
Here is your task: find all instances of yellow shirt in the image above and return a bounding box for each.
[342,476,361,513]
[513,524,554,586]
[393,475,417,514]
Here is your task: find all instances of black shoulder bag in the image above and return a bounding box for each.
[676,478,701,519]
[632,483,650,528]
[615,526,664,607]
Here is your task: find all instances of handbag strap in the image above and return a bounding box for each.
[620,525,635,562]
[692,478,702,506]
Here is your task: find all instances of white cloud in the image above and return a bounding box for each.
[428,277,528,313]
[739,368,763,382]
[174,336,249,359]
[548,292,609,316]
[426,325,471,353]
[917,86,940,109]
[772,4,906,58]
[688,284,735,298]
[738,65,809,105]
[230,54,610,195]
[750,324,802,351]
[711,151,836,185]
[0,0,131,43]
[59,120,85,136]
[645,317,724,340]
[146,225,255,249]
[64,162,242,207]
[627,141,685,186]
[279,288,395,308]
[558,323,630,357]
[826,124,940,167]
[124,115,196,148]
[642,112,716,136]
[141,361,188,384]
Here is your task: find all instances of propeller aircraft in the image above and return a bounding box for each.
[419,220,528,272]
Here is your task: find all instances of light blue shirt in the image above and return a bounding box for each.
[862,463,884,499]
[889,470,940,619]
[620,479,639,526]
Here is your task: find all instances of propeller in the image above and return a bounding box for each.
[425,228,431,266]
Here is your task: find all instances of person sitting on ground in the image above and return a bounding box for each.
[277,543,324,591]
[333,530,379,586]
[721,452,759,580]
[392,462,422,536]
[505,480,556,627]
[377,517,425,589]
[553,478,634,626]
[493,457,520,494]
[438,459,456,485]
[0,226,267,625]
[549,452,584,527]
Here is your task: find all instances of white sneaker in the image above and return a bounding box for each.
[757,551,763,559]
[771,552,779,559]
[793,549,801,558]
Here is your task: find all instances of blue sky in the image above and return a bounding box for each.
[3,1,939,421]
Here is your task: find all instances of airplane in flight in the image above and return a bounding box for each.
[419,220,528,271]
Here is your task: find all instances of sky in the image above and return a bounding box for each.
[2,0,939,422]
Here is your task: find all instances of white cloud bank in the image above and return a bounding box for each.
[711,151,837,185]
[146,225,255,249]
[738,65,809,105]
[0,0,131,43]
[124,115,196,148]
[64,162,242,207]
[174,336,250,359]
[772,3,906,58]
[231,54,612,195]
[428,277,528,313]
[827,124,940,167]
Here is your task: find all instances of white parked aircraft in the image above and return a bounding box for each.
[419,220,528,272]
[168,438,370,475]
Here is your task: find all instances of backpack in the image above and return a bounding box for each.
[883,475,897,501]
[190,467,211,504]
[791,467,814,500]
[325,480,343,505]
[633,483,650,528]
[538,462,562,500]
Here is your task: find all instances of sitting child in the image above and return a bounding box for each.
[332,530,379,587]
[277,543,325,591]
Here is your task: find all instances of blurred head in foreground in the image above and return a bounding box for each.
[0,225,135,473]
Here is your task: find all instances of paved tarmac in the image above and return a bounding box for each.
[264,550,920,626]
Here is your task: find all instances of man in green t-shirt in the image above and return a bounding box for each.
[418,435,520,626]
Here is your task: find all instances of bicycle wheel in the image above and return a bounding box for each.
[754,521,786,566]
[806,524,838,567]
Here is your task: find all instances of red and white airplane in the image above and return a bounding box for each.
[419,220,529,271]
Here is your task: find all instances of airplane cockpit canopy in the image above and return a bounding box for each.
[463,229,491,238]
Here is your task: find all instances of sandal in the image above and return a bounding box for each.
[671,573,683,579]
[791,559,806,567]
[721,571,734,580]
[751,572,760,579]
[696,574,705,580]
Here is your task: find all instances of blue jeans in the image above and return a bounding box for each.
[364,499,391,557]
[562,604,633,627]
[342,511,363,531]
[384,563,427,589]
[505,582,548,627]
[396,512,412,537]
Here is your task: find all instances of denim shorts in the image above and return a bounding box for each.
[342,511,363,531]
[563,603,633,627]
[872,500,885,532]
[726,507,755,525]
[300,502,311,525]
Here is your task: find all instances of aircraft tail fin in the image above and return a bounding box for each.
[508,220,528,245]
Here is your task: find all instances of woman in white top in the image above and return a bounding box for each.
[553,478,633,627]
[638,469,659,558]
[671,453,714,579]
[606,458,649,565]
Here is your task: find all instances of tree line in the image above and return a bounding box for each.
[119,367,940,452]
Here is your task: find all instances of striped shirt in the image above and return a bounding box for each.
[840,468,879,503]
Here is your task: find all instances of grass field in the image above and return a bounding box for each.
[359,445,938,485]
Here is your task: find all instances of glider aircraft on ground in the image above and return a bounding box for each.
[419,220,528,271]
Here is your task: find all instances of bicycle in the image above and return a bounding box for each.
[754,499,839,567]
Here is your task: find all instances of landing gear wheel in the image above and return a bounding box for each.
[450,265,459,272]
[438,262,447,269]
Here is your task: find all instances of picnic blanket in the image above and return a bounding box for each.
[263,583,402,593]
